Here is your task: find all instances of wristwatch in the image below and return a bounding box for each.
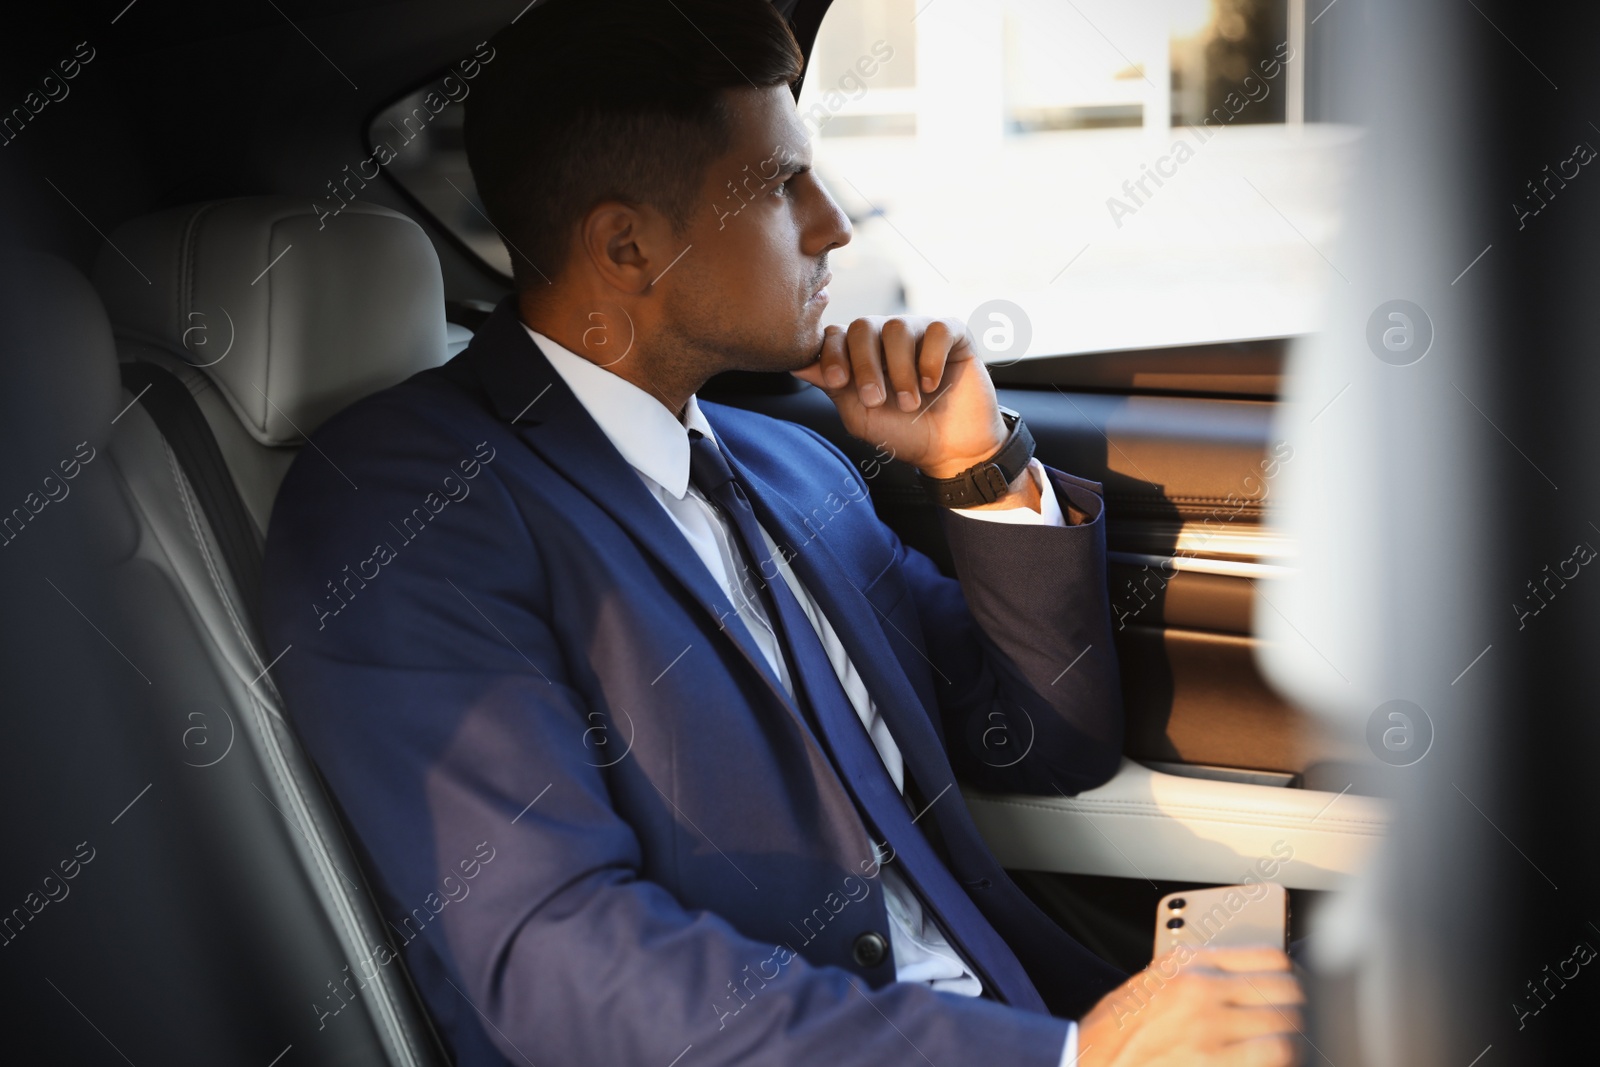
[918,405,1036,508]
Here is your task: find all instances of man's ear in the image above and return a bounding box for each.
[580,201,658,297]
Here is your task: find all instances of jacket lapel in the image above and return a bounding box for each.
[456,300,801,720]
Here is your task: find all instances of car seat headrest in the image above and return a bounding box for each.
[92,196,447,446]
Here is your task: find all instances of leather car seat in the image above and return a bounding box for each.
[0,218,454,1063]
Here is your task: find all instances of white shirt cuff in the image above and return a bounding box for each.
[1059,1020,1080,1066]
[946,458,1065,527]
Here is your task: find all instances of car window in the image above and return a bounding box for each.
[799,0,1357,361]
[370,66,511,278]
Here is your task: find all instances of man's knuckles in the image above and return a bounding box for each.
[880,316,913,343]
[1198,947,1292,973]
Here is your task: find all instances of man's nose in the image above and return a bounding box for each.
[808,182,853,256]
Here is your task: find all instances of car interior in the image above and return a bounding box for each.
[4,0,1590,1064]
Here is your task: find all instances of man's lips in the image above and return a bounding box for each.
[808,272,833,303]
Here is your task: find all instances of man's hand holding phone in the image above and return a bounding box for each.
[1076,946,1305,1066]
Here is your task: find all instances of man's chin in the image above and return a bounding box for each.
[737,332,826,376]
[788,319,830,370]
[780,345,824,375]
[698,313,825,375]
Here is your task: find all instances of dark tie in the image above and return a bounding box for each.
[685,429,1048,1012]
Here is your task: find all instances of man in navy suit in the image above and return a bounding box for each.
[262,1,1303,1063]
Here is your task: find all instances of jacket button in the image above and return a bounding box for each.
[852,931,889,967]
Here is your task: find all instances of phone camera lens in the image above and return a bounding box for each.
[1167,898,1186,911]
[1166,917,1185,930]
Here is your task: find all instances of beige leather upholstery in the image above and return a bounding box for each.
[966,759,1386,891]
[92,196,450,535]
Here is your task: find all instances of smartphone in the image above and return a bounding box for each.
[1153,884,1288,959]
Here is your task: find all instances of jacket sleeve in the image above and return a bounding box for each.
[261,402,1075,1067]
[927,461,1126,795]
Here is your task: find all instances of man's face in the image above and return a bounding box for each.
[658,85,852,374]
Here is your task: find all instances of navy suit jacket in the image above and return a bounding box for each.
[261,299,1127,1066]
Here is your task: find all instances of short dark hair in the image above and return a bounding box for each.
[465,0,805,294]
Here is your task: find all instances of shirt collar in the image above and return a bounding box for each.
[522,323,714,499]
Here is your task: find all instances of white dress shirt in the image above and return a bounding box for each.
[525,326,1079,1065]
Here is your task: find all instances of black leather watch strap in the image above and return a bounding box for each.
[918,406,1036,508]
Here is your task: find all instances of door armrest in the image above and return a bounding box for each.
[963,758,1386,890]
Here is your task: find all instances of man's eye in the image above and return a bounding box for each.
[773,177,796,198]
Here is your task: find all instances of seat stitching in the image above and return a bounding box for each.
[180,201,221,340]
[162,434,267,684]
[255,703,426,1067]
